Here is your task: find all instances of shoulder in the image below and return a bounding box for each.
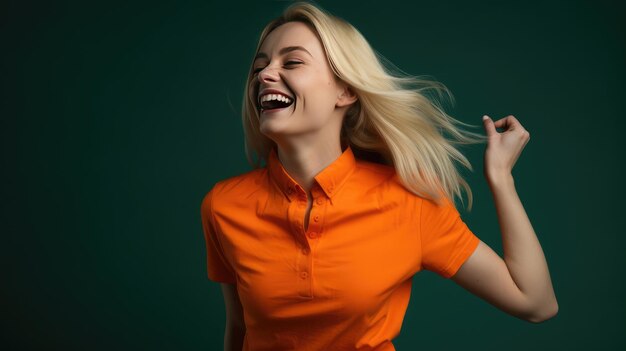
[353,159,395,184]
[202,168,269,209]
[353,159,444,210]
[352,159,415,201]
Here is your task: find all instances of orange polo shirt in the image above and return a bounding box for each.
[201,145,480,351]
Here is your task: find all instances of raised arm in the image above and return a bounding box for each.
[450,115,558,323]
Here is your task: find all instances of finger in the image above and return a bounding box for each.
[499,116,529,137]
[482,115,497,137]
[493,115,521,130]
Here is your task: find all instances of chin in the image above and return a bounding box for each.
[260,119,311,141]
[259,118,289,137]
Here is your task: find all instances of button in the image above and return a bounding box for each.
[314,215,319,222]
[301,247,310,255]
[300,271,308,279]
[287,187,294,195]
[307,231,317,239]
[316,198,324,205]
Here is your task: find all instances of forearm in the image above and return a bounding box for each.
[488,174,558,320]
[224,323,246,351]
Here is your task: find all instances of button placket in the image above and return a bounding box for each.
[309,190,328,235]
[297,186,329,298]
[290,189,311,267]
[307,197,324,238]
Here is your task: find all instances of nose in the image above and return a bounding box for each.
[258,66,279,83]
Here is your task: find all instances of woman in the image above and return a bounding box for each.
[201,1,558,350]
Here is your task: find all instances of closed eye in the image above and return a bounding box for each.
[253,61,302,74]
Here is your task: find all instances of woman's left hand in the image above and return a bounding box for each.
[482,114,531,183]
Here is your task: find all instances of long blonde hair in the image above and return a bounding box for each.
[241,0,488,211]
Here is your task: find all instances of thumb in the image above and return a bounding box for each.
[482,115,497,137]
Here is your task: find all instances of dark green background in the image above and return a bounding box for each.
[3,0,624,349]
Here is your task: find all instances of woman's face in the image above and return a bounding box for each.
[250,21,354,143]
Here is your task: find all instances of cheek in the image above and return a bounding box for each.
[296,80,336,108]
[310,88,337,111]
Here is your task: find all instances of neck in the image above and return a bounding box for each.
[274,138,345,194]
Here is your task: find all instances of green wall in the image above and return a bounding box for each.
[3,0,624,349]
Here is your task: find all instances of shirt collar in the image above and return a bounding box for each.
[268,145,357,201]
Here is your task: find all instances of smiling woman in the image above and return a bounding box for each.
[247,20,359,158]
[241,5,487,207]
[200,1,558,350]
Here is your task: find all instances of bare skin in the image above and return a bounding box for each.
[450,115,558,323]
[251,22,357,196]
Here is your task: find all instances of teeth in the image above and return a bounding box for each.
[259,93,293,104]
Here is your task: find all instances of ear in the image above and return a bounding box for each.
[336,84,358,108]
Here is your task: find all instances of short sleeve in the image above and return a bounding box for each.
[419,196,480,279]
[200,186,237,284]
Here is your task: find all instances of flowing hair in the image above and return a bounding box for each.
[241,0,488,211]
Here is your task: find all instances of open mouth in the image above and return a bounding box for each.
[259,95,295,114]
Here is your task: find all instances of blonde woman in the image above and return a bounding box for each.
[201,1,558,350]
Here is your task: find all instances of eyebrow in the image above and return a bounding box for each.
[254,46,313,61]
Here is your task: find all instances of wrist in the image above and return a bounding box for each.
[486,172,515,190]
